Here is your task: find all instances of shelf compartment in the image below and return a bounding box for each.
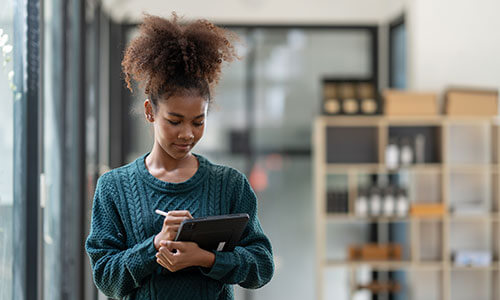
[325,174,350,214]
[449,220,495,266]
[410,171,442,204]
[448,170,492,215]
[325,222,372,261]
[408,270,443,300]
[325,126,379,163]
[450,270,492,300]
[446,122,491,164]
[494,271,500,300]
[388,125,442,164]
[416,219,443,262]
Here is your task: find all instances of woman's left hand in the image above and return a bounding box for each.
[156,240,215,272]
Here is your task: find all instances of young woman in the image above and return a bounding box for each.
[85,13,274,300]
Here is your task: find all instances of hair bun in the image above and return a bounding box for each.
[122,12,239,100]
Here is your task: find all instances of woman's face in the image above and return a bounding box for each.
[146,94,208,160]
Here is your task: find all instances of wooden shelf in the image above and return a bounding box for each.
[451,265,499,271]
[448,214,499,222]
[314,116,500,300]
[326,214,411,222]
[318,115,499,126]
[325,260,442,270]
[447,164,498,172]
[325,163,442,174]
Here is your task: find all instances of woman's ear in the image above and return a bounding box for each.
[144,99,155,122]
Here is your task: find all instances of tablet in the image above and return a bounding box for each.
[174,213,249,252]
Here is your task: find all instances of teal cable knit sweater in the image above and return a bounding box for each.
[85,153,274,299]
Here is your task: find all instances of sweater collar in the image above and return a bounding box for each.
[135,152,209,192]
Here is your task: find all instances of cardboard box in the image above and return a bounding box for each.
[446,88,498,116]
[384,90,438,116]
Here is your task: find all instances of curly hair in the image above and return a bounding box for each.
[121,13,239,108]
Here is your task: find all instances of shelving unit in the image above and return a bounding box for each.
[314,115,500,300]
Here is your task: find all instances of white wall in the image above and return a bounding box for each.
[407,0,500,94]
[102,0,391,24]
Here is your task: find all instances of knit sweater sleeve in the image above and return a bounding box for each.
[85,172,158,299]
[200,169,274,289]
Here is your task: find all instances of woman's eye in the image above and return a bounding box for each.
[167,120,180,125]
[194,122,204,127]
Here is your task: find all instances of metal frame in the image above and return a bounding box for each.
[13,0,42,299]
[388,14,405,89]
[60,0,87,299]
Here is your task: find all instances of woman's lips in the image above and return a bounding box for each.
[173,143,191,151]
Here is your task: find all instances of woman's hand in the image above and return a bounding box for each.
[154,210,193,250]
[156,240,215,272]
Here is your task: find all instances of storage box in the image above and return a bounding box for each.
[446,88,498,116]
[383,90,438,116]
[454,250,492,267]
[410,203,446,217]
[348,244,402,260]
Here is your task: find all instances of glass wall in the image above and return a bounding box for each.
[251,28,373,300]
[0,0,15,298]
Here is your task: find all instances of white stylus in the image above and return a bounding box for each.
[155,209,169,217]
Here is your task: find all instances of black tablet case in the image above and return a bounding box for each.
[174,213,249,252]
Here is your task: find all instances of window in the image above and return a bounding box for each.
[0,0,15,298]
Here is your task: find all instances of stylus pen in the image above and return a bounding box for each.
[155,209,169,217]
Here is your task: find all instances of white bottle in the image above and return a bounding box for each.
[369,187,382,216]
[396,188,409,217]
[356,190,369,217]
[415,134,426,164]
[383,187,395,217]
[400,138,414,166]
[385,138,399,170]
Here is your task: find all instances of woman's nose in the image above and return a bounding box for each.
[177,125,194,140]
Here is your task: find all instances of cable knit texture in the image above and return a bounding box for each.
[85,153,274,299]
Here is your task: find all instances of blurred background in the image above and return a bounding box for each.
[1,0,500,299]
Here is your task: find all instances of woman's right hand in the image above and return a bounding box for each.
[154,210,193,250]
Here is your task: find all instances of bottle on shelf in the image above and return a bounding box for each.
[414,134,426,164]
[400,137,414,166]
[369,186,382,216]
[396,188,409,217]
[385,138,399,170]
[355,188,369,217]
[383,186,395,217]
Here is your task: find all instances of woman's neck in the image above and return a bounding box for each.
[144,142,199,183]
